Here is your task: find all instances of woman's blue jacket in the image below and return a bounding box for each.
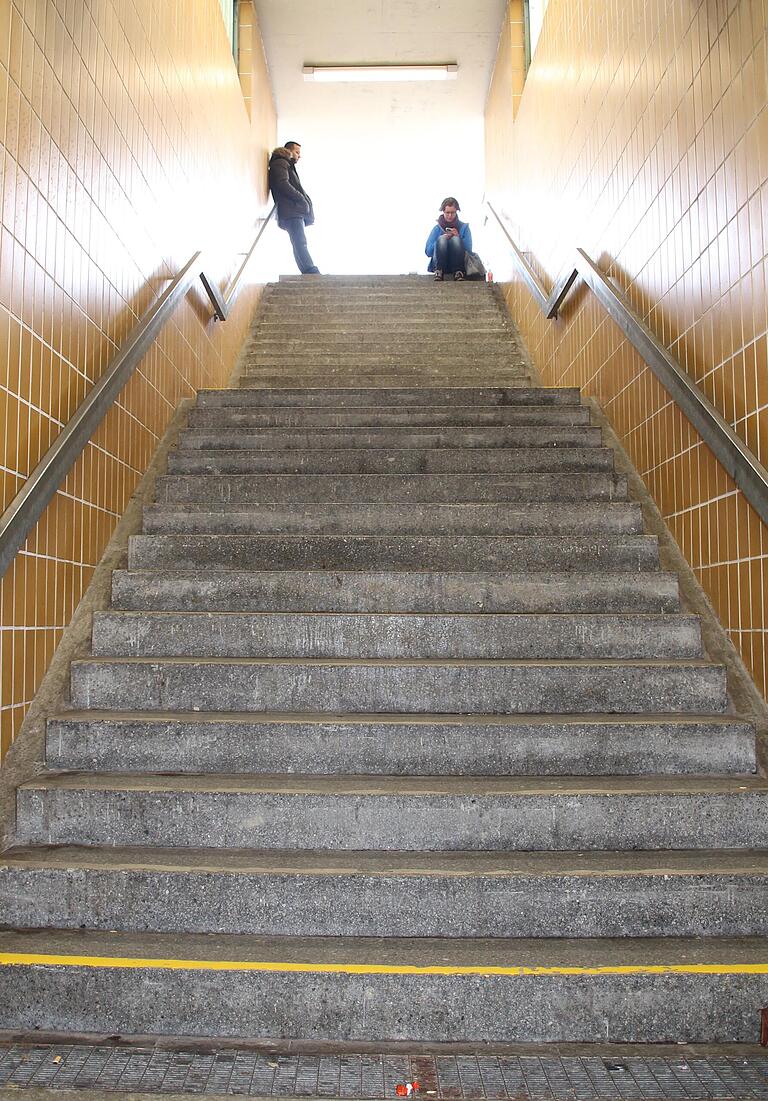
[425,221,473,271]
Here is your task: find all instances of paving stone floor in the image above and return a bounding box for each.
[0,1044,767,1098]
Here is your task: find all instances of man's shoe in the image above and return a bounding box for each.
[434,269,444,281]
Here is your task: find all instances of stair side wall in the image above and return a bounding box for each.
[0,0,277,763]
[485,0,768,706]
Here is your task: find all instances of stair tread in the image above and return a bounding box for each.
[173,446,608,455]
[191,404,582,412]
[114,568,673,579]
[5,845,768,875]
[208,387,552,393]
[71,655,718,666]
[22,773,767,794]
[179,429,603,445]
[144,501,637,512]
[2,926,768,968]
[50,709,749,726]
[96,610,694,621]
[134,528,646,537]
[158,472,617,480]
[141,515,639,537]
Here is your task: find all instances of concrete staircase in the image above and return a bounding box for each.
[1,275,767,1043]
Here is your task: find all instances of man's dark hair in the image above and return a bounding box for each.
[440,196,460,211]
[285,141,301,151]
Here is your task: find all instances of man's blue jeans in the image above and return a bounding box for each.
[283,218,319,274]
[433,233,465,274]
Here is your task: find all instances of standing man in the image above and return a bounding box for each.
[268,141,320,275]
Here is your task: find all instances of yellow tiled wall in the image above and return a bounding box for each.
[0,0,276,758]
[486,0,768,701]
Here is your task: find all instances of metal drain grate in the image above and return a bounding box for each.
[1,1045,768,1098]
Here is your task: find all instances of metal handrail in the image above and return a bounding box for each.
[0,210,276,580]
[486,201,768,528]
[223,205,276,312]
[199,206,277,323]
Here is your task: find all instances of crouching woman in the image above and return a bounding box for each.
[425,197,472,281]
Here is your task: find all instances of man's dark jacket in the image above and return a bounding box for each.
[268,148,315,229]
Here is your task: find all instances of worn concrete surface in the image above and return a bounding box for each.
[1,928,768,1041]
[16,773,768,850]
[109,568,681,614]
[45,711,756,776]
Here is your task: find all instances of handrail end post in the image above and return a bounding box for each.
[200,272,228,322]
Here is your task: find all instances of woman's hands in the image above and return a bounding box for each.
[443,227,459,237]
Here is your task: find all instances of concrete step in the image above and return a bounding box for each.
[251,316,510,330]
[244,333,519,343]
[3,926,767,1040]
[273,276,492,284]
[243,351,520,362]
[242,355,528,368]
[261,305,504,315]
[69,657,727,714]
[167,446,616,475]
[111,569,680,614]
[140,502,642,537]
[45,711,756,776]
[274,271,484,278]
[253,318,510,330]
[258,298,506,308]
[249,336,518,349]
[197,387,578,407]
[270,279,494,289]
[262,291,501,302]
[2,847,767,938]
[252,322,511,335]
[186,406,592,429]
[242,346,524,359]
[153,472,628,506]
[267,287,497,296]
[178,425,604,450]
[237,373,531,389]
[91,612,703,661]
[261,289,501,299]
[127,532,660,571]
[15,775,766,850]
[260,292,503,303]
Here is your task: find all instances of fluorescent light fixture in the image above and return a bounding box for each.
[303,64,458,83]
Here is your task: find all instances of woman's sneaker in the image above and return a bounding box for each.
[434,269,444,281]
[454,270,465,281]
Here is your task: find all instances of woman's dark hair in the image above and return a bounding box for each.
[440,196,460,211]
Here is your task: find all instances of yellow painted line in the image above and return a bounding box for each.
[1,953,768,977]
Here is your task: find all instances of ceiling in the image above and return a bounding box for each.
[252,0,507,125]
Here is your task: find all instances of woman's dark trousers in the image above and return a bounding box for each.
[432,234,465,274]
[283,217,319,274]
